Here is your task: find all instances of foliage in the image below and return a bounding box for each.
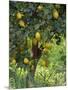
[9,1,66,89]
[35,36,66,86]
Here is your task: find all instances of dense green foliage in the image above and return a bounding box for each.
[9,1,66,89]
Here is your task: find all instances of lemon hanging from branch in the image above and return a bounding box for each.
[43,48,49,53]
[52,9,59,19]
[27,37,32,49]
[12,59,16,65]
[19,20,27,28]
[32,38,38,46]
[45,42,52,49]
[37,5,43,11]
[35,32,41,42]
[23,58,29,65]
[16,12,24,19]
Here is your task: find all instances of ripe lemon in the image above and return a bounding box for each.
[37,5,43,11]
[32,38,38,46]
[45,42,52,49]
[41,60,48,67]
[35,32,41,42]
[23,58,29,65]
[19,20,26,28]
[41,60,46,66]
[16,12,23,19]
[53,9,59,19]
[43,48,49,53]
[12,59,16,64]
[27,37,32,49]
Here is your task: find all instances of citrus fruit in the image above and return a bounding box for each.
[16,12,22,19]
[19,20,26,27]
[41,60,48,67]
[53,9,59,19]
[43,48,49,53]
[23,58,29,65]
[12,59,16,64]
[37,5,43,11]
[45,42,52,49]
[32,38,38,46]
[35,32,41,42]
[41,60,46,66]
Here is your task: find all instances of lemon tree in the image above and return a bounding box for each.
[9,1,66,89]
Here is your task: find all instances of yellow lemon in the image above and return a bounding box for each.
[43,48,49,53]
[19,20,26,28]
[16,12,23,19]
[53,9,59,19]
[45,42,52,49]
[41,60,46,66]
[35,32,41,42]
[37,5,43,11]
[12,59,16,64]
[27,37,32,49]
[41,60,48,67]
[32,38,38,46]
[24,58,29,65]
